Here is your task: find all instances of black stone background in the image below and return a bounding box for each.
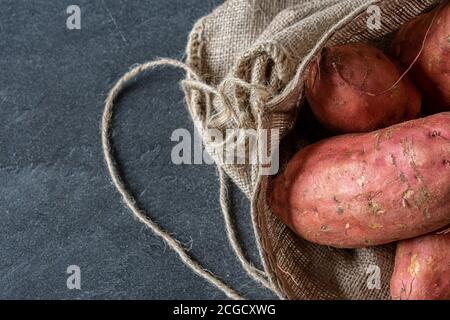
[0,0,276,299]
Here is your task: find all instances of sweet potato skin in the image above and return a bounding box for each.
[269,113,450,248]
[305,43,421,133]
[390,232,450,300]
[391,4,450,112]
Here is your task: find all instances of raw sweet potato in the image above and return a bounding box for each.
[268,113,450,248]
[391,3,450,112]
[305,43,422,133]
[390,232,450,300]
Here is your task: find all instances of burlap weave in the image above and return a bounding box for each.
[183,0,440,300]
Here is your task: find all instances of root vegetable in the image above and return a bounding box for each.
[391,3,450,112]
[305,43,422,133]
[391,232,450,300]
[269,113,450,248]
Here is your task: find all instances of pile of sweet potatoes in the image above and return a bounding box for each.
[269,3,450,300]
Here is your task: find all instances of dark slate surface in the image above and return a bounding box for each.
[0,0,276,299]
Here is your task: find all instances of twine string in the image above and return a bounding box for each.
[101,58,275,300]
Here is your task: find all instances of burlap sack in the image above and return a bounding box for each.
[183,0,441,300]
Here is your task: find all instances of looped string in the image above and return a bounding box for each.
[101,58,276,299]
[183,76,272,129]
[218,168,273,290]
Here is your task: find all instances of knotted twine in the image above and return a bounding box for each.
[101,58,277,299]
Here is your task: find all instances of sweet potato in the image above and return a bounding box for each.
[305,43,422,133]
[390,232,450,300]
[268,113,450,248]
[391,3,450,112]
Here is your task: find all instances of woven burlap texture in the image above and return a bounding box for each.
[183,0,439,299]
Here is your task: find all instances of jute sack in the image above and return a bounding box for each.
[182,0,441,300]
[102,0,442,300]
